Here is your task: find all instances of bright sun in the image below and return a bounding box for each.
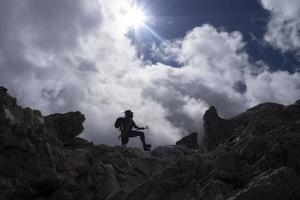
[124,5,147,29]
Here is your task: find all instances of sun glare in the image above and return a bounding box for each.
[124,4,147,29]
[120,1,162,41]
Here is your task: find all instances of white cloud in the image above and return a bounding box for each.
[0,0,300,148]
[245,70,300,105]
[260,0,300,53]
[156,25,251,115]
[158,24,300,113]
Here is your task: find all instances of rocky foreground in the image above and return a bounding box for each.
[1,86,300,200]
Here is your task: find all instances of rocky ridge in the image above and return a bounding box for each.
[1,86,300,200]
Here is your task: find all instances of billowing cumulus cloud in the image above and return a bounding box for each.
[155,25,250,116]
[157,24,300,114]
[260,0,300,54]
[0,0,299,148]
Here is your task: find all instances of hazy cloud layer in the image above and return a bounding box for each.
[0,0,300,148]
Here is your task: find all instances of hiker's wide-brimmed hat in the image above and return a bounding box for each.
[124,110,134,116]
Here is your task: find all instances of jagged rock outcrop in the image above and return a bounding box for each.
[202,106,236,150]
[45,112,85,144]
[175,132,199,149]
[0,87,17,107]
[1,86,300,200]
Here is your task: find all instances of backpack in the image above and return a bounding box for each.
[114,117,124,129]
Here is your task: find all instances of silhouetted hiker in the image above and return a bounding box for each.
[115,110,151,151]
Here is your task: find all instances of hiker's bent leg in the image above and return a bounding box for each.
[128,131,151,151]
[128,130,146,144]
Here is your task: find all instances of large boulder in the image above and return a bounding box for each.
[176,132,199,149]
[45,111,85,144]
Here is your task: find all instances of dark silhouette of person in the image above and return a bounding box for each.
[119,110,151,151]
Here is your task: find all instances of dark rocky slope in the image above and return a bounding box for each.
[1,86,300,200]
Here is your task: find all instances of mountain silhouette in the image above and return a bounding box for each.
[0,86,300,200]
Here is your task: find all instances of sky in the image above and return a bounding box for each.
[0,0,300,147]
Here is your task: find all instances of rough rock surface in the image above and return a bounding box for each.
[1,86,300,200]
[175,132,199,149]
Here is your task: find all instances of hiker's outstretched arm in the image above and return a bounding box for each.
[133,121,145,130]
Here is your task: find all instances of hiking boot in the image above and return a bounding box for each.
[143,143,151,151]
[143,146,151,151]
